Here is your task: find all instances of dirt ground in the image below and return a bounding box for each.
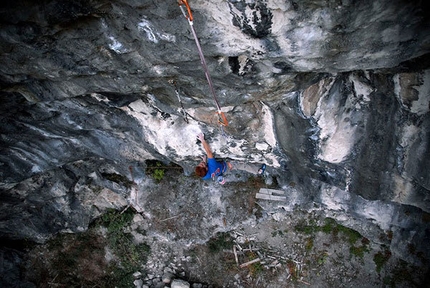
[22,166,429,287]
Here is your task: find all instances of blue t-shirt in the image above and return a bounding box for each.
[202,158,227,180]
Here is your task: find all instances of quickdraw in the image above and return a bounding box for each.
[169,79,189,124]
[177,0,228,127]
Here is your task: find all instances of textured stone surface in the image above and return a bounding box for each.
[0,0,429,285]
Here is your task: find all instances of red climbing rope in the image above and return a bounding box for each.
[177,0,228,127]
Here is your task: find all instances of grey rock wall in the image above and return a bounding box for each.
[0,0,429,266]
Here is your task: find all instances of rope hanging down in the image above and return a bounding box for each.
[177,0,228,127]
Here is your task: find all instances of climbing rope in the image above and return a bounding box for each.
[177,0,228,128]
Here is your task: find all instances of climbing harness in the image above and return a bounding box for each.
[177,0,228,128]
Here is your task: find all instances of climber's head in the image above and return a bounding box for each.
[195,161,208,177]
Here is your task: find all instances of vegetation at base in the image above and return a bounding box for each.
[152,161,165,182]
[295,217,363,244]
[29,208,151,287]
[247,251,264,278]
[350,243,369,259]
[145,160,183,183]
[207,232,234,253]
[94,208,151,287]
[294,218,318,234]
[43,230,107,287]
[271,229,287,237]
[382,259,422,287]
[316,251,329,265]
[321,218,362,244]
[295,217,370,259]
[287,260,298,280]
[374,248,392,273]
[305,237,314,251]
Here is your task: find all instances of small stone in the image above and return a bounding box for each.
[163,266,175,274]
[171,279,190,288]
[133,213,145,223]
[133,271,142,279]
[162,272,174,283]
[133,279,143,288]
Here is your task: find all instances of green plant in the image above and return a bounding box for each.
[145,160,166,183]
[271,230,285,237]
[248,254,264,277]
[153,166,165,182]
[350,245,369,259]
[305,237,314,251]
[294,219,318,234]
[374,249,391,273]
[317,252,328,265]
[338,225,362,244]
[321,217,337,234]
[43,230,108,287]
[207,232,234,253]
[321,218,363,244]
[95,208,151,287]
[286,260,298,280]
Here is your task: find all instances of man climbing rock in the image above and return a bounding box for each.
[195,133,231,184]
[195,133,267,184]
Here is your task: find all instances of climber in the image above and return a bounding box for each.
[195,133,267,184]
[195,133,231,184]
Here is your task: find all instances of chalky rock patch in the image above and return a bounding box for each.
[228,0,273,38]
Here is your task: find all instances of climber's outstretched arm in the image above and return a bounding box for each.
[197,133,213,159]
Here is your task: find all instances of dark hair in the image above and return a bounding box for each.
[195,165,208,177]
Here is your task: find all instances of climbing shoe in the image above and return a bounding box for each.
[258,164,266,175]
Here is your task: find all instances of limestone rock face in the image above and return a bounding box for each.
[0,0,429,263]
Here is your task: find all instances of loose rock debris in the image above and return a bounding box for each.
[18,169,429,288]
